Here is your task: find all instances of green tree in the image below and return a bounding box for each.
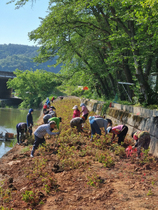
[7,69,61,108]
[9,0,158,104]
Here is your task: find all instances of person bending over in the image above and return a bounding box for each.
[30,121,60,157]
[107,124,128,145]
[131,130,151,158]
[89,117,112,142]
[48,117,62,130]
[70,117,84,132]
[16,122,27,145]
[43,112,57,124]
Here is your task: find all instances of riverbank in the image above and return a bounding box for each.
[0,97,158,210]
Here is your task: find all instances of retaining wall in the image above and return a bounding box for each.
[81,98,158,156]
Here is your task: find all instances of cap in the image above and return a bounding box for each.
[89,116,95,122]
[106,126,112,134]
[80,103,85,107]
[72,105,78,109]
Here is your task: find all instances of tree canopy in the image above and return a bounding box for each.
[8,0,158,105]
[7,69,61,108]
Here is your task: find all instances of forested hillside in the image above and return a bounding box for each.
[0,44,61,73]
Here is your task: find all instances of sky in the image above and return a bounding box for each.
[1,0,50,46]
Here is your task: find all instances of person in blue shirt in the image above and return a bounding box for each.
[46,97,50,108]
[16,122,27,145]
[26,108,33,136]
[30,121,60,157]
[89,117,112,142]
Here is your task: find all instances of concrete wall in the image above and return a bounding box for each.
[81,98,158,156]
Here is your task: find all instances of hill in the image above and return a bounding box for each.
[0,44,61,73]
[0,97,158,209]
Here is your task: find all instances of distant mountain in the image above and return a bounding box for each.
[0,44,61,73]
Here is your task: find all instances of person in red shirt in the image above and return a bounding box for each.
[72,105,80,118]
[51,96,55,103]
[43,103,49,115]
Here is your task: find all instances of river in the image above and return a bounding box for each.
[0,108,41,158]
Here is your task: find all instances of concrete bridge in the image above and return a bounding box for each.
[0,71,15,99]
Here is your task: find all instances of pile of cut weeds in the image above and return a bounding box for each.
[0,97,158,210]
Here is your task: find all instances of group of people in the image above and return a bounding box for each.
[70,103,151,158]
[16,97,62,158]
[16,98,151,159]
[70,103,89,132]
[31,97,62,157]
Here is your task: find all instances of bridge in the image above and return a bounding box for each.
[0,71,15,99]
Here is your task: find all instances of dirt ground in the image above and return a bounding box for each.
[0,97,158,210]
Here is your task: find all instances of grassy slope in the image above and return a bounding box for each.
[0,97,158,210]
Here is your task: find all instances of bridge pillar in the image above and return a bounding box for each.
[0,78,12,99]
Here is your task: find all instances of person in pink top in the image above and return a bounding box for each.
[107,124,128,145]
[80,103,89,121]
[72,105,80,118]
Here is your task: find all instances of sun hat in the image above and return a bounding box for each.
[72,105,78,109]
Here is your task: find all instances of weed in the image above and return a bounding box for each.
[87,173,104,188]
[20,145,31,154]
[0,207,14,210]
[147,189,153,196]
[42,176,57,194]
[22,190,40,206]
[2,189,12,203]
[138,149,156,165]
[151,181,155,186]
[95,152,115,168]
[114,145,126,158]
[39,200,44,205]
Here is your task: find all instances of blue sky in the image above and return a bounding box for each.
[1,0,50,46]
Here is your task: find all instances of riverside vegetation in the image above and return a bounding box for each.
[0,97,158,209]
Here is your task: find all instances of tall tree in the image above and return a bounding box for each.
[9,0,158,104]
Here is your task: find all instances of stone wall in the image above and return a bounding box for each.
[80,98,106,115]
[81,98,158,156]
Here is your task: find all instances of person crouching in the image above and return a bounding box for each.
[70,117,84,132]
[131,130,151,158]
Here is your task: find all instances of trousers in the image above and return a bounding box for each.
[31,135,45,156]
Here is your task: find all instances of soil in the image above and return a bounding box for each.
[0,97,158,210]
